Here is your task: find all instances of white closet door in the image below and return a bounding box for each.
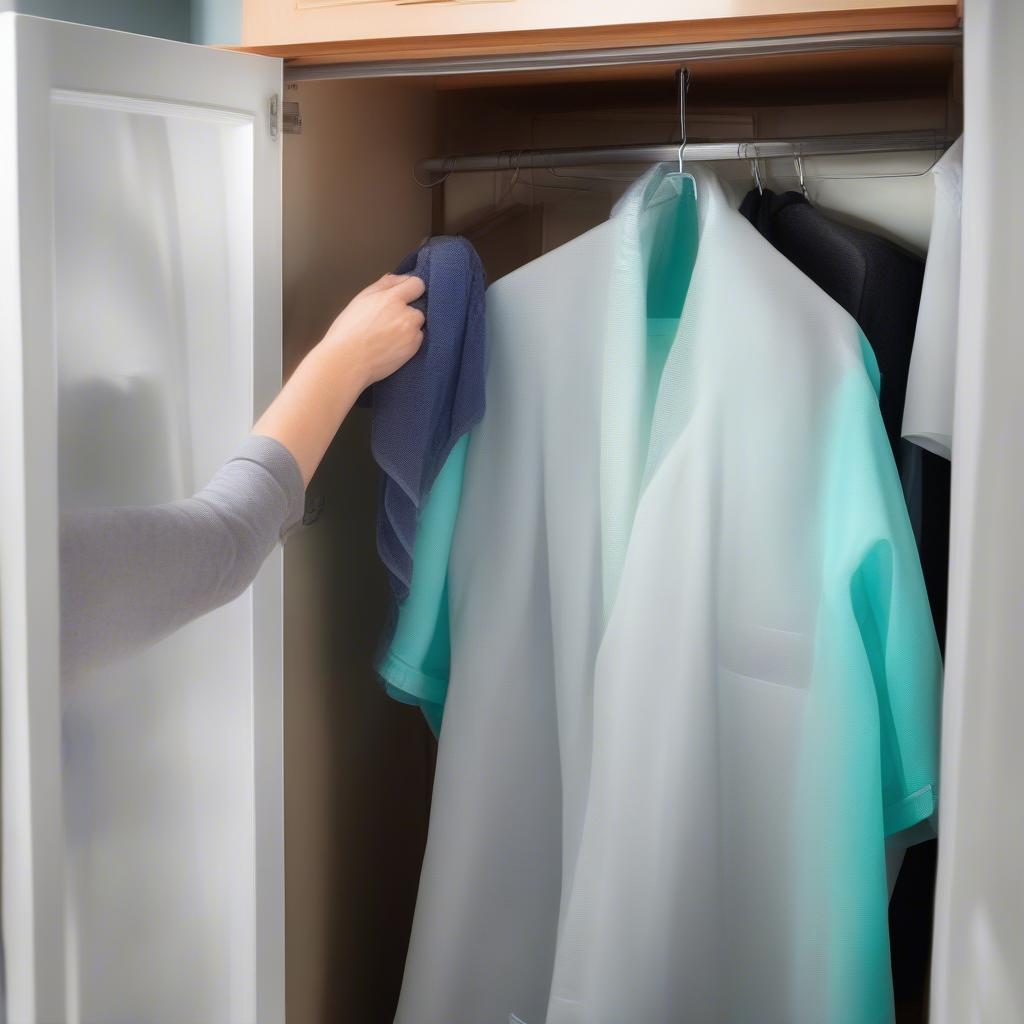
[930,0,1024,1020]
[0,14,283,1024]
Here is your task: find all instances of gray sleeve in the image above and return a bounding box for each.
[60,435,306,678]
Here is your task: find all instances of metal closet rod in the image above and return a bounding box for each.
[415,131,952,177]
[284,27,961,82]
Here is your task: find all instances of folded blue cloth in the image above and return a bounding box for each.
[366,236,487,603]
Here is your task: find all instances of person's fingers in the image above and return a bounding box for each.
[407,307,426,328]
[389,275,426,303]
[362,273,405,295]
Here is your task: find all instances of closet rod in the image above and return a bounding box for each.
[415,131,952,177]
[284,27,960,83]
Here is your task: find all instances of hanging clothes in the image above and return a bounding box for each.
[899,137,962,660]
[376,431,469,734]
[738,181,953,1022]
[902,137,963,461]
[384,164,941,1024]
[364,237,486,733]
[364,236,486,605]
[738,186,951,644]
[738,188,920,462]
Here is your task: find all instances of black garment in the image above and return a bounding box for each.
[741,188,919,457]
[741,189,948,1024]
[739,188,949,641]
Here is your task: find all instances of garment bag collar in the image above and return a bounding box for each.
[600,163,726,617]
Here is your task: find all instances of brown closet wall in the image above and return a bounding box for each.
[282,78,438,1024]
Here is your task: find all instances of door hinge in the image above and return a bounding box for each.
[270,95,301,137]
[283,101,303,135]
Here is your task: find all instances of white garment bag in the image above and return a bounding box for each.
[394,164,940,1024]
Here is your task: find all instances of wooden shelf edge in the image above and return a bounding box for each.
[227,6,960,67]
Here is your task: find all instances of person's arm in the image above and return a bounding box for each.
[61,273,426,677]
[254,273,425,484]
[61,436,306,678]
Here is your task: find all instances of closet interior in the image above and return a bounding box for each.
[280,35,960,1024]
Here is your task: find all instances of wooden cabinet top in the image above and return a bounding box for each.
[241,1,960,64]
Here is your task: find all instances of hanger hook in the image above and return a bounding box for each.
[510,149,523,188]
[676,67,691,174]
[751,158,764,196]
[794,153,808,197]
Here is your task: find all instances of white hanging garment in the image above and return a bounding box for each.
[901,137,963,460]
[392,164,941,1024]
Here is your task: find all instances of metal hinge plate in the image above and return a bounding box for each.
[283,101,303,135]
[269,96,300,137]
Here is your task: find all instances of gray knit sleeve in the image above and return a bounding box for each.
[60,435,306,679]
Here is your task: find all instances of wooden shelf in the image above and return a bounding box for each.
[237,4,960,67]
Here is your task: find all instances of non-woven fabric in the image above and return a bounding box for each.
[737,185,951,1012]
[901,137,963,461]
[365,235,486,604]
[738,184,951,658]
[392,164,941,1024]
[738,187,923,465]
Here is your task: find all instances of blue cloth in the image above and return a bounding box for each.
[367,236,487,603]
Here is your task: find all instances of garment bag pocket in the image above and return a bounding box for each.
[719,624,813,691]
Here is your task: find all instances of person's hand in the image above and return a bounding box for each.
[252,271,427,486]
[320,273,426,389]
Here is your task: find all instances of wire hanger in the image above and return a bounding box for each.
[794,154,809,197]
[666,65,699,201]
[750,158,764,195]
[676,67,692,175]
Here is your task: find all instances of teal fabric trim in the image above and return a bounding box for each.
[796,362,941,1022]
[421,700,445,738]
[858,329,883,399]
[377,435,469,730]
[381,653,449,708]
[883,784,936,838]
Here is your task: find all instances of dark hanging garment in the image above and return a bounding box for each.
[741,188,947,1024]
[740,188,920,458]
[739,188,949,641]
